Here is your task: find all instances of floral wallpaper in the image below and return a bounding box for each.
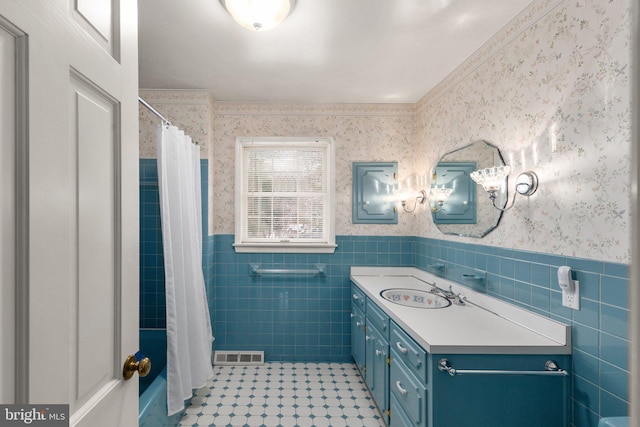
[138,89,213,159]
[416,0,632,263]
[138,0,631,263]
[212,103,417,237]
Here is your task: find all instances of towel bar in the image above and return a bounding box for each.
[250,263,326,277]
[438,358,568,377]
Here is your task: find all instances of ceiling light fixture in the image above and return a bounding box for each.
[219,0,296,31]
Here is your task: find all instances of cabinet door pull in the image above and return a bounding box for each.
[366,335,371,341]
[356,321,362,327]
[353,294,360,300]
[375,349,382,357]
[396,381,408,396]
[396,342,408,354]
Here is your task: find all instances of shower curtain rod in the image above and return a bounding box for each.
[138,96,200,145]
[138,96,172,126]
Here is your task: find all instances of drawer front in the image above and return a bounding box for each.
[390,393,414,427]
[390,357,428,426]
[366,297,389,339]
[351,284,366,312]
[351,306,366,373]
[366,322,389,417]
[391,322,427,383]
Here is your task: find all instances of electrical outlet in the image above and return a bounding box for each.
[561,280,580,310]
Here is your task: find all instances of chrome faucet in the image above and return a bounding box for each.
[429,284,465,305]
[451,292,466,306]
[429,284,455,298]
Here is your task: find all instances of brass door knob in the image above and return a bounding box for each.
[123,354,151,380]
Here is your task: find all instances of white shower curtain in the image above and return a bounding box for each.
[157,124,213,416]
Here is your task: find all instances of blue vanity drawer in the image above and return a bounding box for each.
[366,297,389,339]
[390,393,414,427]
[391,322,427,383]
[390,356,428,427]
[351,285,366,312]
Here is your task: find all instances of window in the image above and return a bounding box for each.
[234,137,336,253]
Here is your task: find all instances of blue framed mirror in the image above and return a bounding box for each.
[431,141,506,237]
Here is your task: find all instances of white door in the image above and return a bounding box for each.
[0,1,140,426]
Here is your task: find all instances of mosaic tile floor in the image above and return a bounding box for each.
[179,362,385,427]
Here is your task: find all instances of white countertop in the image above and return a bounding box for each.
[350,267,571,355]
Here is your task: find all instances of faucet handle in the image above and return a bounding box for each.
[452,292,466,306]
[443,285,455,298]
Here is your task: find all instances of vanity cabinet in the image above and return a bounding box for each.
[350,286,366,374]
[428,354,569,427]
[367,324,389,422]
[350,272,570,427]
[390,322,428,427]
[390,324,427,383]
[350,285,391,424]
[366,299,390,337]
[365,299,390,425]
[386,319,569,427]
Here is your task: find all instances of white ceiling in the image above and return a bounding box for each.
[138,0,534,104]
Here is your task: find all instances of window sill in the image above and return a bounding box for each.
[233,243,337,254]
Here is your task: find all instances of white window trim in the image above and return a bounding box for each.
[234,137,336,253]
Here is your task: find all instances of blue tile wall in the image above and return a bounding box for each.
[212,235,415,362]
[211,235,628,424]
[140,160,164,329]
[414,237,629,425]
[139,159,210,329]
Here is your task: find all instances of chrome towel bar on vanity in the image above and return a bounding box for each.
[437,358,569,377]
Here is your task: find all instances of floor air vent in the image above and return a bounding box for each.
[213,351,264,366]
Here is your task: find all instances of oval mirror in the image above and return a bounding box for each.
[430,140,507,238]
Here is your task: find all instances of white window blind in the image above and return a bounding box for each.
[234,138,336,253]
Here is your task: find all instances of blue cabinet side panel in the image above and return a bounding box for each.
[430,354,571,427]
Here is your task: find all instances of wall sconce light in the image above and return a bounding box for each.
[220,0,296,31]
[400,190,427,213]
[397,174,427,213]
[470,166,538,211]
[429,185,453,212]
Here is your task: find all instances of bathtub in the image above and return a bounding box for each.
[139,329,190,427]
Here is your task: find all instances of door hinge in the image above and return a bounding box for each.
[387,356,391,365]
[387,408,391,417]
[364,325,367,332]
[363,365,366,373]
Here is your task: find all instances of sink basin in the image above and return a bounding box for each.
[380,288,451,309]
